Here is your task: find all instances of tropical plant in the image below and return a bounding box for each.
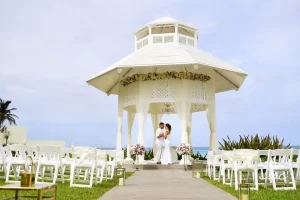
[0,98,18,130]
[219,134,291,150]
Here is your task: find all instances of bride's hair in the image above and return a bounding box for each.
[165,123,171,134]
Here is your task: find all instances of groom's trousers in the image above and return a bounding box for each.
[156,143,164,162]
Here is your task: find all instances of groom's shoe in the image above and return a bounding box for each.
[157,162,161,164]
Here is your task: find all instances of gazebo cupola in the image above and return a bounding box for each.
[134,17,198,51]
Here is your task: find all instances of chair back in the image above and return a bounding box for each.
[38,145,61,162]
[27,145,39,160]
[106,150,116,162]
[96,150,107,167]
[268,149,293,164]
[7,144,28,160]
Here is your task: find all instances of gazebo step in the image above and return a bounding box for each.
[124,163,202,170]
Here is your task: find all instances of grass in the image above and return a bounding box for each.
[0,172,134,200]
[201,173,300,200]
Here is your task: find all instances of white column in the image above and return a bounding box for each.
[125,111,135,163]
[180,109,188,144]
[116,103,123,151]
[135,82,152,164]
[179,107,191,165]
[187,113,194,162]
[187,113,192,145]
[206,69,218,150]
[151,113,162,159]
[207,100,218,150]
[136,111,148,164]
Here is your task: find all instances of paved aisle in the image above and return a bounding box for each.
[98,170,237,200]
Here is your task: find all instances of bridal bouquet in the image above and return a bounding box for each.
[176,143,193,155]
[130,144,145,155]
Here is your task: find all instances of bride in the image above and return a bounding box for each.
[161,123,172,165]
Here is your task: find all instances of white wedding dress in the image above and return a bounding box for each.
[161,133,172,165]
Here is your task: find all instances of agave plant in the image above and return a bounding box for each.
[219,134,290,150]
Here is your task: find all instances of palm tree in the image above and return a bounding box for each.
[0,98,18,131]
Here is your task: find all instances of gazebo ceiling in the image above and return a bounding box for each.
[86,43,248,95]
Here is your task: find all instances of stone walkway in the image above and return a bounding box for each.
[98,170,237,200]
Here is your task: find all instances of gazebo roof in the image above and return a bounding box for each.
[87,43,248,95]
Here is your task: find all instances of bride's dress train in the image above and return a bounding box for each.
[161,136,172,165]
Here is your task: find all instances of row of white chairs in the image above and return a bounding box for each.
[0,144,124,188]
[206,149,300,191]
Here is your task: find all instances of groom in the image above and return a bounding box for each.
[155,122,165,164]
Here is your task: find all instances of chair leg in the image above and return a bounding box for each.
[89,167,95,188]
[35,163,40,182]
[41,166,45,182]
[230,169,233,187]
[53,166,58,184]
[12,166,18,181]
[5,163,11,182]
[235,170,238,190]
[290,167,296,189]
[254,169,259,190]
[222,169,226,184]
[270,169,277,190]
[70,166,74,186]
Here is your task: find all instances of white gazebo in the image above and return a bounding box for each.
[86,17,248,164]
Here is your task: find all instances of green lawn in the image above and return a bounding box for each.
[0,172,134,200]
[201,174,300,200]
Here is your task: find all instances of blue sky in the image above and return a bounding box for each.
[0,0,299,148]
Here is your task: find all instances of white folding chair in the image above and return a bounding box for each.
[35,145,61,184]
[106,150,116,179]
[219,150,234,185]
[264,149,296,190]
[95,150,107,183]
[60,147,73,183]
[230,149,259,190]
[212,150,222,181]
[206,151,213,178]
[70,147,97,188]
[5,144,28,183]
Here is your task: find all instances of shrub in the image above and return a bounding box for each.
[219,134,291,150]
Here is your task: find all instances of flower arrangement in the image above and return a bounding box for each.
[130,144,145,156]
[120,71,210,86]
[176,143,193,155]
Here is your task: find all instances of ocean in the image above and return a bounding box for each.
[101,145,300,157]
[101,147,209,156]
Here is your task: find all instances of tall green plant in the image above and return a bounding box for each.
[219,134,290,150]
[0,99,18,130]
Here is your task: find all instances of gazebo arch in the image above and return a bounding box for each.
[86,17,248,165]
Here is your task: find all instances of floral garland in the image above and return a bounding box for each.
[120,71,210,86]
